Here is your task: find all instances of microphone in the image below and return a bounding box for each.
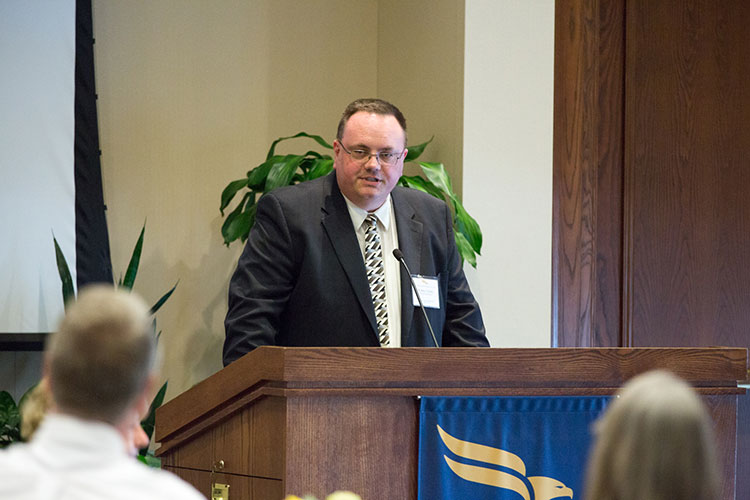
[392,248,439,348]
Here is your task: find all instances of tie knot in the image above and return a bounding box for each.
[366,213,378,228]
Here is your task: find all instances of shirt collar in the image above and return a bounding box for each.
[342,194,392,231]
[29,413,128,465]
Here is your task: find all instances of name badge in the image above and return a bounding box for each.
[411,275,440,309]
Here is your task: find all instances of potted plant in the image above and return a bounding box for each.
[220,133,482,267]
[53,224,176,466]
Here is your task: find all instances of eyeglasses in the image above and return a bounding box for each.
[338,142,405,166]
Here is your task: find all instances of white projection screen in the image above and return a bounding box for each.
[0,0,77,333]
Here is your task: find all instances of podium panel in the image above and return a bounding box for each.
[156,347,747,499]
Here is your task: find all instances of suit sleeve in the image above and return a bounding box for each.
[223,193,297,365]
[440,202,489,347]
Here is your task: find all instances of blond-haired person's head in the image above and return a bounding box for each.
[584,370,719,500]
[45,285,157,427]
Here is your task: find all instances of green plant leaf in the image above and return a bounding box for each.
[140,380,168,448]
[398,175,446,201]
[404,137,433,162]
[418,162,455,199]
[238,203,258,243]
[397,175,427,191]
[453,200,483,254]
[53,235,75,308]
[223,201,256,245]
[0,392,18,416]
[301,150,325,160]
[221,209,239,245]
[305,157,334,181]
[454,231,477,268]
[247,159,276,190]
[122,224,145,290]
[149,281,178,315]
[0,391,21,448]
[297,157,314,176]
[266,132,333,160]
[221,192,252,245]
[265,154,305,192]
[220,178,249,215]
[137,451,162,468]
[298,152,328,177]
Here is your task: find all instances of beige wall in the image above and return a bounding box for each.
[377,0,465,194]
[93,0,380,400]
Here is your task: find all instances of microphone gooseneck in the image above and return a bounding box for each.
[392,249,439,348]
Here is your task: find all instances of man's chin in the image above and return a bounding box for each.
[355,192,386,211]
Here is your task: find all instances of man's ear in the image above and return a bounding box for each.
[332,140,341,169]
[41,356,53,395]
[135,373,158,418]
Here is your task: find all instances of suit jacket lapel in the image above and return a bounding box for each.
[392,189,423,345]
[320,176,379,338]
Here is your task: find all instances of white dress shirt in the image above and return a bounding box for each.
[0,413,204,500]
[342,194,402,347]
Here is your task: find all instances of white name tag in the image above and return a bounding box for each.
[411,275,440,309]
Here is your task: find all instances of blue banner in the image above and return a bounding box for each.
[418,396,610,500]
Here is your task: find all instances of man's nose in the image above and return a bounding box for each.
[364,153,381,169]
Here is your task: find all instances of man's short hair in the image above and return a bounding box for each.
[46,285,156,425]
[336,98,407,145]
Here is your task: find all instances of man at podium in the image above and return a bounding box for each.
[223,98,487,365]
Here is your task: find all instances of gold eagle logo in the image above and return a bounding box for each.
[437,425,573,500]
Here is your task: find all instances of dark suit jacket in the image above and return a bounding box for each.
[223,173,487,365]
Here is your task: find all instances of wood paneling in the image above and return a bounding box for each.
[553,0,625,347]
[554,1,750,347]
[156,348,746,500]
[248,396,286,479]
[284,395,419,499]
[163,468,282,500]
[553,1,750,497]
[625,0,750,347]
[159,397,285,480]
[156,346,748,450]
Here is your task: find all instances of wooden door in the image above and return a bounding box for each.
[553,0,750,496]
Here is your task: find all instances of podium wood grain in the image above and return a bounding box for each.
[155,347,747,499]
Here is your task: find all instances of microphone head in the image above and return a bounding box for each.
[392,248,404,261]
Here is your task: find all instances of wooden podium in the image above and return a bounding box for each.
[155,347,747,500]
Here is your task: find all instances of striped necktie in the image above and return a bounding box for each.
[364,213,389,346]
